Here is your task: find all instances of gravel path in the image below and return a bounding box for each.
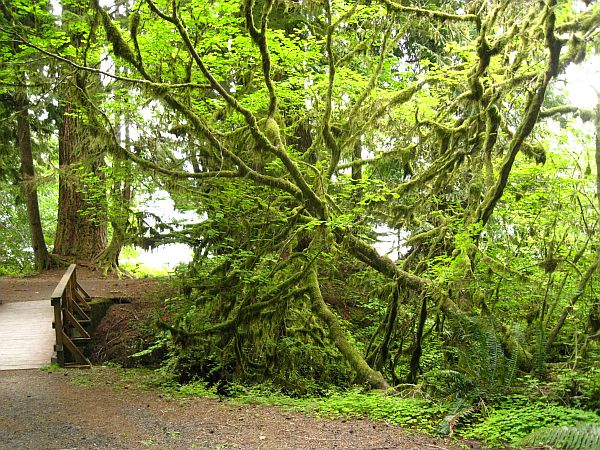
[0,368,482,450]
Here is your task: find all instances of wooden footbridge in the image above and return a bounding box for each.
[0,265,92,370]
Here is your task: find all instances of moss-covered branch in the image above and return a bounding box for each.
[243,0,277,116]
[475,0,562,226]
[307,266,389,390]
[380,0,477,22]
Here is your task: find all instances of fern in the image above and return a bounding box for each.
[520,423,600,450]
[532,323,547,376]
[503,324,522,388]
[439,398,478,436]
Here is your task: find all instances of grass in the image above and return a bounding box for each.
[62,366,448,434]
[40,362,64,373]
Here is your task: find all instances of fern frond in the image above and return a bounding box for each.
[503,324,522,388]
[520,423,600,450]
[441,398,478,436]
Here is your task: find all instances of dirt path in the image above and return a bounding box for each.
[0,368,481,450]
[0,267,157,304]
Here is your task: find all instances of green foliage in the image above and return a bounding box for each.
[0,187,34,274]
[461,395,600,446]
[547,366,600,413]
[166,382,445,433]
[310,391,445,432]
[520,423,600,450]
[1,0,600,425]
[422,314,520,403]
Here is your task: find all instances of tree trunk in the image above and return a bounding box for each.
[407,294,427,384]
[52,1,107,261]
[96,118,133,273]
[53,99,107,260]
[14,91,53,271]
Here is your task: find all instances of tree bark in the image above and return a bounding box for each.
[407,294,427,384]
[53,99,107,260]
[14,91,53,271]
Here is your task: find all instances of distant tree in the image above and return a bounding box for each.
[0,1,54,271]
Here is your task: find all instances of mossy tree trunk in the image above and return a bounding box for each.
[53,94,107,260]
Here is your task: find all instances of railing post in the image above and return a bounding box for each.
[51,292,65,366]
[50,264,92,368]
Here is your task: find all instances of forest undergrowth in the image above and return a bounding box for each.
[87,267,600,450]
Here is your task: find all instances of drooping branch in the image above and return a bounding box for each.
[339,232,430,291]
[556,5,600,34]
[539,105,594,121]
[323,0,339,180]
[89,5,331,210]
[10,33,210,90]
[545,247,600,352]
[474,0,562,226]
[140,1,325,216]
[307,266,389,390]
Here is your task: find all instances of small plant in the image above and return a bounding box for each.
[41,362,64,373]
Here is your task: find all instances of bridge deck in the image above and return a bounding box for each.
[0,300,54,370]
[0,271,155,370]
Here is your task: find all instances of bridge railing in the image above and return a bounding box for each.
[50,264,92,368]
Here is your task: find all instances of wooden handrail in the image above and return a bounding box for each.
[51,264,92,368]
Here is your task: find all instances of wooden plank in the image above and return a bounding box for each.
[61,335,90,365]
[64,309,90,339]
[50,264,76,301]
[70,297,91,321]
[0,300,54,370]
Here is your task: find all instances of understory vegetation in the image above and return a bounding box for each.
[2,0,600,447]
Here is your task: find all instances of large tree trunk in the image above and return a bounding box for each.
[14,91,53,271]
[53,98,107,260]
[53,1,107,261]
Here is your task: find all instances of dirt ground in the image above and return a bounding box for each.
[0,266,159,304]
[0,367,484,450]
[0,268,487,450]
